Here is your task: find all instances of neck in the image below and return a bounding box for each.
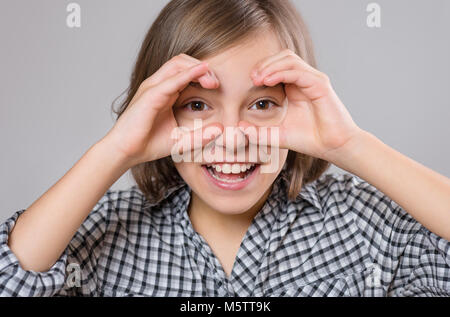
[188,187,272,236]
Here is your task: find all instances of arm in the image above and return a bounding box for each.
[6,57,221,273]
[319,173,450,296]
[326,129,450,242]
[7,138,130,272]
[244,48,450,241]
[0,191,111,296]
[388,225,450,296]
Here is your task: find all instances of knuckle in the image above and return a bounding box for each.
[172,64,184,73]
[171,54,184,63]
[170,54,194,72]
[140,86,152,98]
[283,48,295,56]
[319,72,330,83]
[167,57,186,73]
[137,81,148,92]
[287,54,298,63]
[140,77,155,89]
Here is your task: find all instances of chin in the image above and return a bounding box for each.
[200,195,264,215]
[174,150,288,215]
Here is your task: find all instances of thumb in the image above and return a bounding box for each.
[170,122,223,163]
[237,120,289,149]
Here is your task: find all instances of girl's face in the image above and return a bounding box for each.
[173,30,289,215]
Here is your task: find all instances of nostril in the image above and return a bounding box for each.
[212,127,248,151]
[235,131,247,148]
[214,133,225,147]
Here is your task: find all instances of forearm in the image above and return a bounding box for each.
[328,129,450,241]
[7,137,131,272]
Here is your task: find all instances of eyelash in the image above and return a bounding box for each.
[182,99,279,112]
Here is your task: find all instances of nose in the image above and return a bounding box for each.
[214,126,248,150]
[213,109,249,157]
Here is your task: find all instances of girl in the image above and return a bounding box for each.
[1,0,449,297]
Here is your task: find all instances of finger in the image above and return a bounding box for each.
[252,55,299,85]
[238,120,290,165]
[156,62,212,102]
[180,54,220,83]
[238,120,289,150]
[255,50,319,77]
[252,52,322,90]
[145,54,218,88]
[251,49,292,78]
[132,55,219,104]
[261,69,327,101]
[131,56,196,104]
[136,62,211,113]
[170,122,224,163]
[255,53,323,86]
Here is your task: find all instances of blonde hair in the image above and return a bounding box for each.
[112,0,329,203]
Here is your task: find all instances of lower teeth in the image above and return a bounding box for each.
[207,167,251,183]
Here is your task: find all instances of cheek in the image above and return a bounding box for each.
[279,149,289,163]
[173,161,196,179]
[173,108,219,130]
[173,162,209,193]
[271,149,288,171]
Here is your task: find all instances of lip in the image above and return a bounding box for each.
[201,164,260,191]
[202,162,262,164]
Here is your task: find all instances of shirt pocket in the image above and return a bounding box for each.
[97,283,145,297]
[97,281,205,297]
[258,262,386,297]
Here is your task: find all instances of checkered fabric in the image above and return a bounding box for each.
[1,170,449,296]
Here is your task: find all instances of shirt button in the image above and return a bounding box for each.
[227,282,235,295]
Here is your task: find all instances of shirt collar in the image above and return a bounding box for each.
[141,175,187,209]
[145,168,323,218]
[278,168,323,214]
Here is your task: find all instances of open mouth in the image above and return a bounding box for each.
[201,163,260,190]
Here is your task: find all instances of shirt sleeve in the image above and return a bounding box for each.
[386,215,450,297]
[342,173,450,297]
[0,191,113,297]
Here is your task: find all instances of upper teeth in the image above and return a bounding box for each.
[207,163,255,174]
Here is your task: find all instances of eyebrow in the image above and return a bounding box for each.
[187,81,283,92]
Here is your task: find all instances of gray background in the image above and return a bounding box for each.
[1,0,449,222]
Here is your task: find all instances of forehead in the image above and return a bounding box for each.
[187,30,284,94]
[205,30,283,72]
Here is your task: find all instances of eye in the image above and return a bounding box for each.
[183,100,211,112]
[249,99,278,111]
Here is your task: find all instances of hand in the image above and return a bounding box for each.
[239,49,362,162]
[102,54,223,167]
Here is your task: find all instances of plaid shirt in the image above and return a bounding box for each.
[1,170,449,297]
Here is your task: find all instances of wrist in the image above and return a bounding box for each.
[323,128,375,173]
[93,136,137,172]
